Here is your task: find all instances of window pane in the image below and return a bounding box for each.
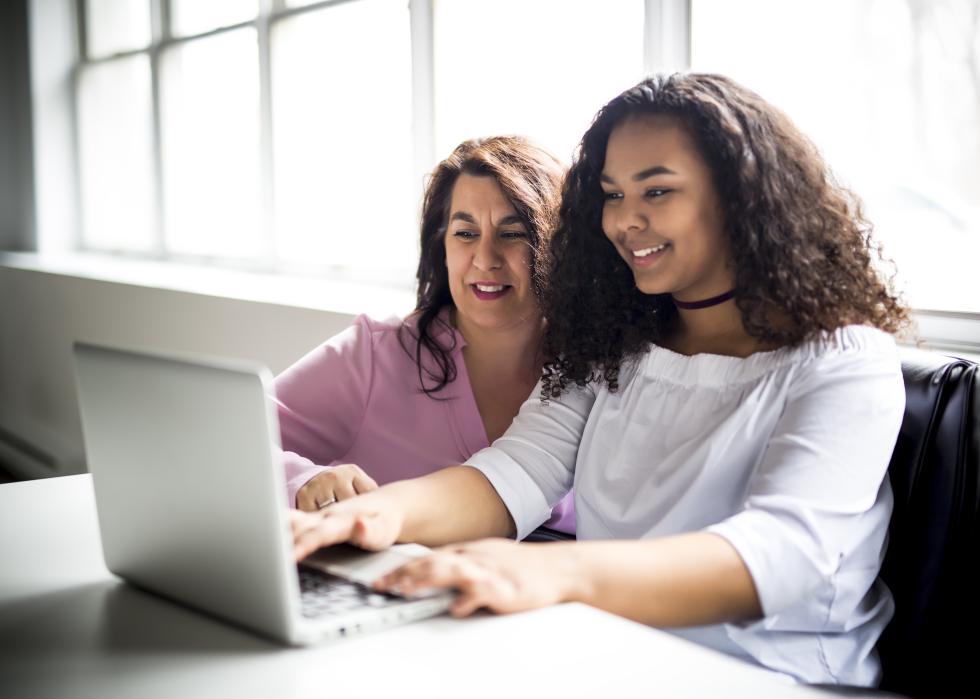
[160,30,263,259]
[272,0,415,273]
[78,56,156,252]
[170,0,257,37]
[85,0,152,58]
[434,0,645,164]
[692,0,980,313]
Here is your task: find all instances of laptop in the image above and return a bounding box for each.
[71,341,454,645]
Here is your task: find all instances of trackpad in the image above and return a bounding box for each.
[301,543,433,587]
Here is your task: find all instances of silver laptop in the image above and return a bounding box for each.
[72,341,453,645]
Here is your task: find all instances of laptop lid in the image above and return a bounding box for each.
[72,341,300,642]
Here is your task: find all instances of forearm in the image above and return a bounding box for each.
[554,532,763,627]
[379,465,516,546]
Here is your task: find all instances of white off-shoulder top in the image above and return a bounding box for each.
[467,325,905,686]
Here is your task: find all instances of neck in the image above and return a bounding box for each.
[672,288,735,310]
[669,298,760,358]
[452,308,544,380]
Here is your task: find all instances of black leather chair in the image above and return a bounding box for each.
[873,348,979,698]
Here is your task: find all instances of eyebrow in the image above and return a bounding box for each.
[600,165,678,184]
[449,211,526,227]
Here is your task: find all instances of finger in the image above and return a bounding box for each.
[289,508,327,538]
[295,484,316,512]
[332,478,358,501]
[311,485,338,510]
[374,557,426,593]
[450,587,490,617]
[292,512,358,560]
[352,471,379,494]
[348,513,396,552]
[297,472,336,512]
[457,568,525,616]
[299,493,330,513]
[377,553,474,595]
[422,551,514,615]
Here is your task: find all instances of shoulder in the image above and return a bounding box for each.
[355,309,458,341]
[809,324,897,354]
[343,312,413,350]
[349,310,464,377]
[782,325,904,405]
[304,314,409,371]
[791,325,900,370]
[333,315,415,376]
[631,327,900,392]
[351,312,408,335]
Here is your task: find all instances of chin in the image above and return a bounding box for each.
[477,311,539,332]
[633,278,670,297]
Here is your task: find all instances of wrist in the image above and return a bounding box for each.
[549,542,594,606]
[362,481,411,543]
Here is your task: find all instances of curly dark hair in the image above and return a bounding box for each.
[541,72,909,398]
[402,136,564,396]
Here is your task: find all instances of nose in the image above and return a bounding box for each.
[612,198,648,239]
[473,234,504,271]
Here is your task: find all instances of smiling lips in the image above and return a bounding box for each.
[471,282,511,300]
[630,242,670,267]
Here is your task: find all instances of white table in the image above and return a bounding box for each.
[0,475,831,699]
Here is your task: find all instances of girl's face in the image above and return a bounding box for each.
[600,113,734,301]
[444,173,539,334]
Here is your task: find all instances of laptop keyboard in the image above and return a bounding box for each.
[298,566,406,619]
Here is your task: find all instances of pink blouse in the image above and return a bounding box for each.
[273,312,576,535]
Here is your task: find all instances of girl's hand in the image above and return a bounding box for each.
[374,538,580,617]
[290,492,403,560]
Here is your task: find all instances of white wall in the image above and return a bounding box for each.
[0,264,373,480]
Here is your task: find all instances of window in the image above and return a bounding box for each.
[54,0,980,330]
[691,0,980,314]
[71,0,651,283]
[271,0,415,271]
[433,0,645,163]
[77,53,156,252]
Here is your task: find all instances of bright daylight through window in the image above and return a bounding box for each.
[693,0,980,313]
[72,0,980,315]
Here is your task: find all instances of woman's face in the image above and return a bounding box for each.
[444,173,539,333]
[600,113,734,301]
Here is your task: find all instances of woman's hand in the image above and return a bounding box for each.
[290,491,404,560]
[373,539,581,618]
[295,464,379,512]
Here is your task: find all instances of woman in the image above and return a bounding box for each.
[290,74,909,686]
[275,136,574,534]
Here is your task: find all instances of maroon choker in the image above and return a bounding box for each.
[672,289,736,310]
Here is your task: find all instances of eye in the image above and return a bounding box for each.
[453,229,478,239]
[602,191,622,202]
[646,188,671,199]
[500,230,528,240]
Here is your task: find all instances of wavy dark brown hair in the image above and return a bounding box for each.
[402,136,564,396]
[541,72,909,398]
